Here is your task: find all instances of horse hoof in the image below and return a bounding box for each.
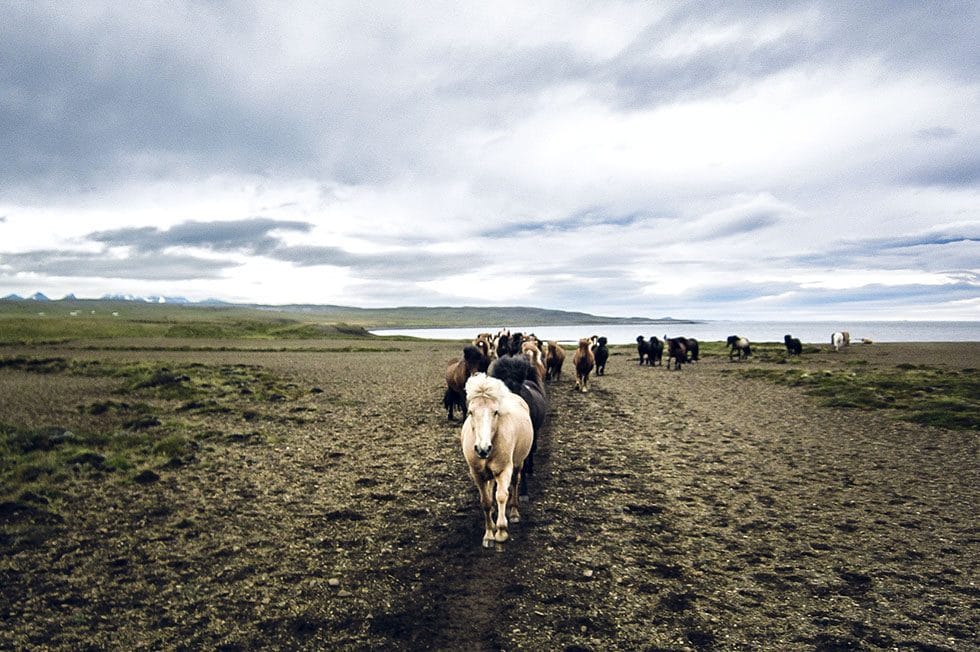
[482,537,494,548]
[494,530,509,543]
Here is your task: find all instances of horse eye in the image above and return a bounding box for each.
[493,410,499,417]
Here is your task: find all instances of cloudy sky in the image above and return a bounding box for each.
[1,1,977,320]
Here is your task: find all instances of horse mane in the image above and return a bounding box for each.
[490,355,534,394]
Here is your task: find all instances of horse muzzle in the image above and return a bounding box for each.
[474,444,493,459]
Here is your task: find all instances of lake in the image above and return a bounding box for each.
[371,321,980,344]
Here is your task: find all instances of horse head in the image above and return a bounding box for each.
[465,374,507,459]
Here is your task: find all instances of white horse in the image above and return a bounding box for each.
[461,374,533,548]
[832,332,847,352]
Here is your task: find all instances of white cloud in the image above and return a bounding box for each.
[0,2,977,319]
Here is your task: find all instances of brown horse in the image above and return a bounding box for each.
[472,337,492,372]
[544,340,565,382]
[461,374,533,547]
[521,340,547,388]
[443,345,483,420]
[573,338,595,392]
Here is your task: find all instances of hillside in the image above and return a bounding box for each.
[0,298,686,341]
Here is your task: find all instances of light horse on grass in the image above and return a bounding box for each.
[831,331,850,352]
[726,335,752,361]
[461,374,533,548]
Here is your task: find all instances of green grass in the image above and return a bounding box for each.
[736,365,980,430]
[0,300,377,343]
[0,355,309,503]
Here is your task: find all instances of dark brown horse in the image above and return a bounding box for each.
[443,345,484,420]
[666,337,687,370]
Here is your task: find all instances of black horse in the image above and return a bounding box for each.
[636,336,651,365]
[593,336,609,375]
[648,336,664,366]
[784,334,803,356]
[490,355,548,500]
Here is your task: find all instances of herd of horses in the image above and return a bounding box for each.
[445,328,852,547]
[444,330,610,547]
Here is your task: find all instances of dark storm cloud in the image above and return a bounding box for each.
[90,218,313,254]
[0,250,233,280]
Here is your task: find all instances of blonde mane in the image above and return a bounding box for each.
[465,373,519,414]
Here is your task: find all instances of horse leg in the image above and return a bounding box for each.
[493,466,514,543]
[519,445,534,503]
[508,468,522,522]
[476,476,496,548]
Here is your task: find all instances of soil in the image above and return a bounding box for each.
[1,340,977,650]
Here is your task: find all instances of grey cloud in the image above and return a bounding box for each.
[271,245,482,281]
[699,213,779,241]
[789,227,980,270]
[90,218,313,253]
[0,250,233,280]
[915,127,958,140]
[906,155,980,188]
[479,208,660,239]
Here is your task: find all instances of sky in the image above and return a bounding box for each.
[1,1,978,321]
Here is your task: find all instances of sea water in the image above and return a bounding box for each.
[371,321,980,344]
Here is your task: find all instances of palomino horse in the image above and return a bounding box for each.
[727,335,752,361]
[573,338,595,392]
[490,355,547,501]
[461,374,533,548]
[443,345,484,420]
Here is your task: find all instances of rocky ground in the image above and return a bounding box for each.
[1,339,977,650]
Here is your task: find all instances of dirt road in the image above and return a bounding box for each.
[1,341,977,650]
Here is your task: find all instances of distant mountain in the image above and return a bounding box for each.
[29,292,50,301]
[100,294,191,304]
[2,293,23,301]
[62,293,77,301]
